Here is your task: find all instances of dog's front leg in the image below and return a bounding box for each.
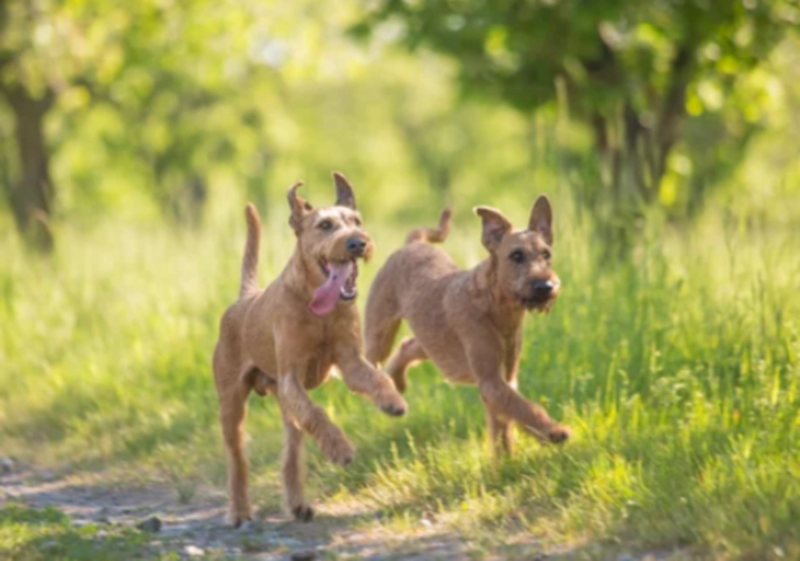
[482,399,514,455]
[463,331,569,445]
[276,372,355,466]
[335,346,408,417]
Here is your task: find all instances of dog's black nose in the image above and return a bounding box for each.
[346,237,367,255]
[532,280,554,299]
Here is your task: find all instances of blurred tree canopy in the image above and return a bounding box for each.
[355,0,799,248]
[0,0,256,249]
[0,0,515,251]
[0,0,798,253]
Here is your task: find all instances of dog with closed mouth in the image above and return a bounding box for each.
[213,173,407,526]
[364,196,570,454]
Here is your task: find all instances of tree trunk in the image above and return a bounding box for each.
[591,111,637,257]
[582,40,695,258]
[2,85,55,252]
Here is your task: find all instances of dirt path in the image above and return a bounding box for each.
[1,460,469,560]
[2,460,688,560]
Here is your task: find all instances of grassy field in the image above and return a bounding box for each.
[1,206,798,560]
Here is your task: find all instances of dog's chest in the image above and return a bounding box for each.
[299,326,338,389]
[301,348,335,390]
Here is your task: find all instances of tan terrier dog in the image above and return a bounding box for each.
[364,196,570,454]
[213,173,407,527]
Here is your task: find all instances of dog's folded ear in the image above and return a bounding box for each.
[288,182,312,234]
[528,195,553,245]
[333,172,357,210]
[474,206,513,252]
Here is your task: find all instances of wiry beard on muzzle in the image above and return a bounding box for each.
[532,298,555,314]
[518,294,556,313]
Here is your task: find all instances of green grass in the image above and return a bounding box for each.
[1,210,798,560]
[0,503,156,561]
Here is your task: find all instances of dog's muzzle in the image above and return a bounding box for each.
[345,237,368,257]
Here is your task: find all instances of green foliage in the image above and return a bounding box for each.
[356,0,800,241]
[1,0,799,248]
[358,0,793,114]
[0,0,258,224]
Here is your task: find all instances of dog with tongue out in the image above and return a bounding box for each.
[212,172,408,528]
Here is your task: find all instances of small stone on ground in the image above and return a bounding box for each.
[136,516,162,533]
[184,544,205,556]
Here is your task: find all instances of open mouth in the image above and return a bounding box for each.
[309,258,359,315]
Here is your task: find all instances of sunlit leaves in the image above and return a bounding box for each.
[358,0,799,225]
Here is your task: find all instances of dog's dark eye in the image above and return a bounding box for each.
[353,217,362,227]
[542,249,552,260]
[318,220,333,231]
[509,250,525,263]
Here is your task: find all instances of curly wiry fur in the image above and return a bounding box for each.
[213,173,406,526]
[364,198,569,455]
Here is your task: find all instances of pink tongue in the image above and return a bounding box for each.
[310,262,352,315]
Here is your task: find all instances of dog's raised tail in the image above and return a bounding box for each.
[405,208,452,245]
[240,203,262,297]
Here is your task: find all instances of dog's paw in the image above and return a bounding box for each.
[238,519,259,532]
[321,430,355,466]
[378,394,408,417]
[381,402,407,417]
[292,505,315,523]
[228,514,254,529]
[548,425,571,445]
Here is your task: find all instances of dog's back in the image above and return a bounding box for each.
[364,209,467,372]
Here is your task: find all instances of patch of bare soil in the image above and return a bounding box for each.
[0,460,468,560]
[1,460,690,560]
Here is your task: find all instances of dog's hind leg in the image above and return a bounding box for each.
[384,337,427,394]
[364,313,401,368]
[364,273,403,367]
[218,381,252,526]
[280,408,313,522]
